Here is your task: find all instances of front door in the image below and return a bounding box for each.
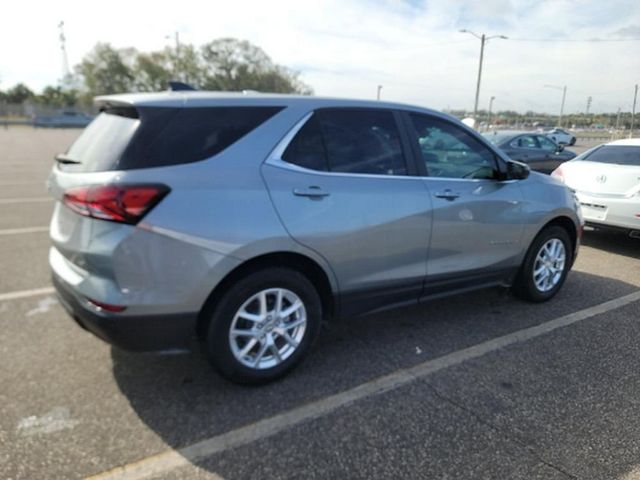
[405,112,525,296]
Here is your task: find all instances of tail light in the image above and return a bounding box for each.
[63,184,169,224]
[551,165,564,182]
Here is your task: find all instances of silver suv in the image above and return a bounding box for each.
[49,92,581,384]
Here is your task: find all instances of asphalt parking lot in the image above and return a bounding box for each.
[1,128,639,480]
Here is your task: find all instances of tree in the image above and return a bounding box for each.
[134,51,172,91]
[37,85,79,107]
[75,43,136,98]
[199,38,312,94]
[5,83,34,104]
[72,38,312,98]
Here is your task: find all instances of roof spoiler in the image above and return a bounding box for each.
[168,81,197,91]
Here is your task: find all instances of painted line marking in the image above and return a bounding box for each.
[0,180,46,186]
[0,197,52,204]
[0,226,49,236]
[86,290,640,480]
[0,287,55,302]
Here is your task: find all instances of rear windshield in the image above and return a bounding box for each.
[60,106,283,172]
[579,145,640,166]
[482,132,514,145]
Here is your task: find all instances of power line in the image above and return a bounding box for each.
[510,37,640,42]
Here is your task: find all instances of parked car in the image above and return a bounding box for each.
[483,130,577,174]
[34,110,93,128]
[552,138,640,238]
[48,92,581,384]
[545,128,576,146]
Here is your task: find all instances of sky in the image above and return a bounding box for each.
[1,0,639,114]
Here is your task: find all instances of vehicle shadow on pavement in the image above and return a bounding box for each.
[582,229,640,259]
[110,270,639,478]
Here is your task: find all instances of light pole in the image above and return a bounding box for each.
[166,31,181,81]
[631,84,638,138]
[488,96,495,130]
[459,30,507,125]
[544,84,567,127]
[377,85,383,101]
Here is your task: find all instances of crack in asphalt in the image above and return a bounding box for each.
[423,378,579,480]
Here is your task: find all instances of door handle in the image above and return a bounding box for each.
[293,186,330,198]
[434,189,460,201]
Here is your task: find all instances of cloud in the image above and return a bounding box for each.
[0,0,638,113]
[612,25,640,37]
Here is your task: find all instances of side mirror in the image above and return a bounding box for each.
[506,160,530,180]
[556,144,564,153]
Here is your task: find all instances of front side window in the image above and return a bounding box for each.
[282,109,408,176]
[537,135,557,152]
[410,114,498,179]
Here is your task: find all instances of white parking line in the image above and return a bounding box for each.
[0,226,49,236]
[0,287,55,302]
[0,180,46,186]
[86,290,640,480]
[0,197,52,204]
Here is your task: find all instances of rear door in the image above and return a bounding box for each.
[535,134,565,173]
[507,134,548,172]
[404,112,525,296]
[262,108,432,315]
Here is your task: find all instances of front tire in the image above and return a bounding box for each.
[512,226,573,302]
[205,268,322,384]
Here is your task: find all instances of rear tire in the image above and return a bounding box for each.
[512,226,573,302]
[205,268,322,384]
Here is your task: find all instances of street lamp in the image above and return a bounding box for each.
[544,84,567,128]
[459,30,507,125]
[488,96,496,130]
[166,31,181,81]
[377,85,383,101]
[631,84,638,138]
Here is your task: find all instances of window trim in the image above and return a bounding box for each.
[402,111,505,181]
[266,108,420,179]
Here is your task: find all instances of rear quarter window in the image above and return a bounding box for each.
[61,106,283,172]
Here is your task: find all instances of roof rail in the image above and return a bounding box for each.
[168,81,197,91]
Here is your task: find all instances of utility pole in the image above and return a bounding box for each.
[167,31,182,81]
[488,96,495,130]
[377,85,383,101]
[544,84,567,127]
[459,30,507,127]
[58,21,70,81]
[560,86,567,128]
[631,84,638,138]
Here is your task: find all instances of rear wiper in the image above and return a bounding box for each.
[55,153,81,164]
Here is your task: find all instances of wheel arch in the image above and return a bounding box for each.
[196,251,336,339]
[537,215,579,260]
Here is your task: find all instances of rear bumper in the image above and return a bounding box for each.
[576,192,640,231]
[52,274,198,352]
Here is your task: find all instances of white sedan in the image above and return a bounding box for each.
[551,138,640,238]
[546,128,576,146]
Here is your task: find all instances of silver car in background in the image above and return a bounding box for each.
[552,138,640,238]
[48,92,581,384]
